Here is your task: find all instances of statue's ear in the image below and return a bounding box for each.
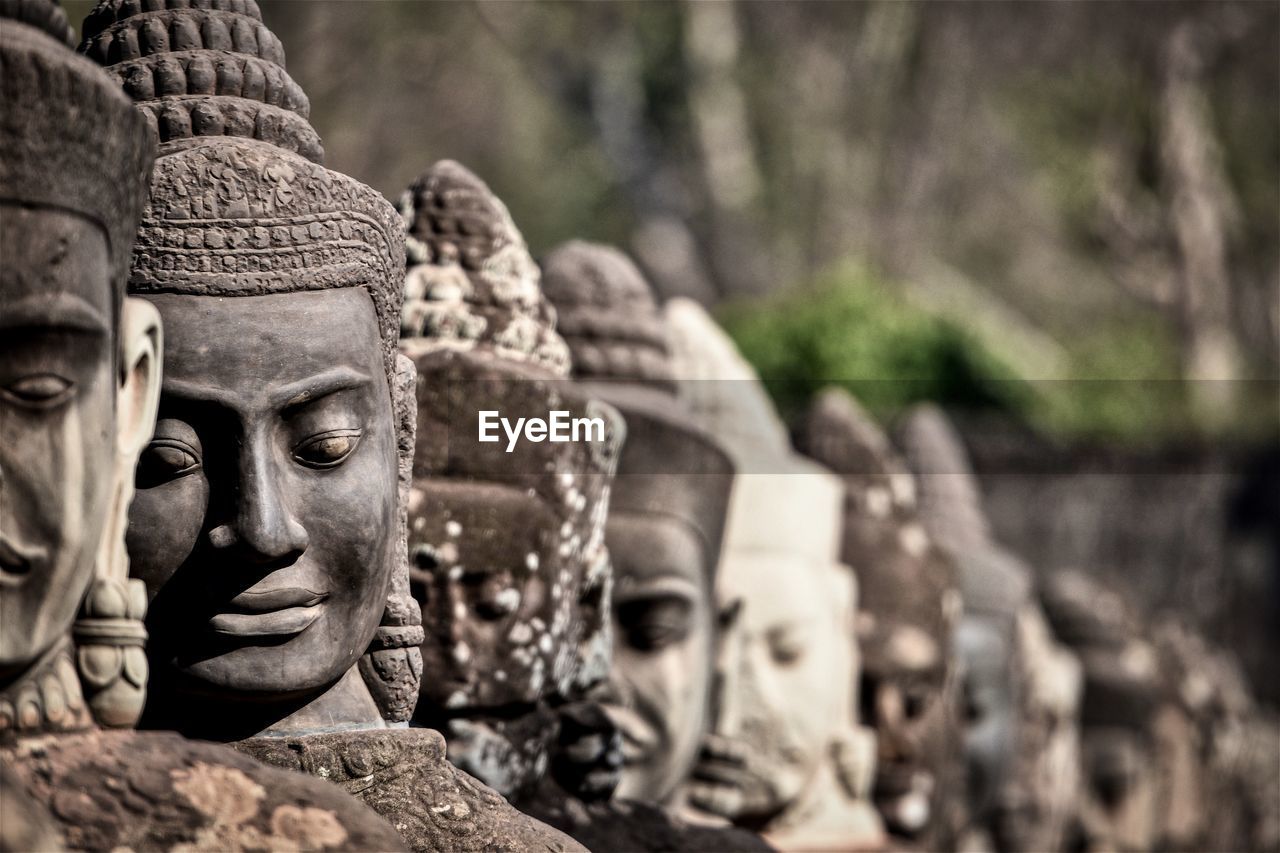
[116,297,162,458]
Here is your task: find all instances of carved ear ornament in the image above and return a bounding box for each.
[72,577,149,729]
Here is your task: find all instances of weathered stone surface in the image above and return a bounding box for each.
[4,730,407,851]
[236,728,584,852]
[525,793,777,853]
[399,161,621,801]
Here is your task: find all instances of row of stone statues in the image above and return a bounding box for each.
[1,1,1275,851]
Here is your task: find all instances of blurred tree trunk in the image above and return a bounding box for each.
[1160,18,1244,421]
[680,0,773,298]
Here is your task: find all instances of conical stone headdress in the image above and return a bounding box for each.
[542,243,734,582]
[664,297,845,568]
[80,0,421,724]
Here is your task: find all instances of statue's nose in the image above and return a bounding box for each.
[207,436,308,566]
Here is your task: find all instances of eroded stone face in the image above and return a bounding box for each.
[604,511,716,805]
[128,290,398,706]
[0,209,115,677]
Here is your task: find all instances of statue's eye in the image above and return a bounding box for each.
[768,627,807,665]
[616,595,693,652]
[1,373,73,408]
[136,439,201,488]
[294,429,361,469]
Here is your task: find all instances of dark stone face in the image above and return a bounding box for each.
[0,207,114,677]
[603,512,715,804]
[127,289,398,699]
[860,616,953,839]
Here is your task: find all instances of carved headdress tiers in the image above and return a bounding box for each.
[400,160,571,375]
[399,159,615,515]
[542,241,678,400]
[82,0,420,724]
[79,0,321,162]
[1,2,153,297]
[542,243,734,582]
[796,389,959,653]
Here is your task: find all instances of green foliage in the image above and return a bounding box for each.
[717,262,1024,421]
[718,261,1273,445]
[1027,314,1191,443]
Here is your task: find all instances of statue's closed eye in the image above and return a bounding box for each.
[137,438,202,488]
[1,373,73,409]
[293,428,361,469]
[616,595,694,652]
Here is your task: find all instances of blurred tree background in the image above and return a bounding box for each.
[61,0,1280,701]
[64,0,1278,438]
[254,0,1277,444]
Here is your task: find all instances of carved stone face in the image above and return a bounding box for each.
[604,512,715,804]
[0,209,115,676]
[957,618,1017,823]
[706,552,853,820]
[127,289,398,697]
[861,617,952,838]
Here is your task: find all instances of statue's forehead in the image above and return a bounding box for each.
[146,288,383,396]
[0,206,111,324]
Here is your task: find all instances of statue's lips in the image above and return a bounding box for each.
[209,588,328,637]
[0,535,44,588]
[601,703,658,762]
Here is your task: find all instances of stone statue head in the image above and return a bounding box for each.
[898,403,1083,850]
[81,0,421,737]
[542,244,734,806]
[397,161,623,796]
[1042,571,1162,851]
[796,389,965,845]
[0,0,160,734]
[663,300,878,842]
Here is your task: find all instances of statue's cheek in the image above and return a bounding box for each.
[126,472,209,597]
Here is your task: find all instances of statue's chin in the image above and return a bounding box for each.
[171,641,353,699]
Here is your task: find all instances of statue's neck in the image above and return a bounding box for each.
[0,636,94,737]
[141,665,386,741]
